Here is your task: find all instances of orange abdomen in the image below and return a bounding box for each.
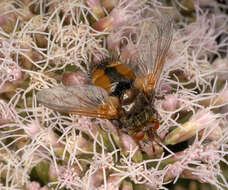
[90,60,135,95]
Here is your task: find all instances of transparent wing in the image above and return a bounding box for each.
[134,15,173,93]
[37,85,119,119]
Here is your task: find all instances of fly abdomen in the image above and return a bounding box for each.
[90,60,134,96]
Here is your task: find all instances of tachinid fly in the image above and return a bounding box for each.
[37,15,173,143]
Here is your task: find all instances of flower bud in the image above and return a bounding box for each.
[199,0,215,7]
[89,168,104,188]
[120,133,142,162]
[120,133,138,152]
[26,181,40,190]
[101,0,118,11]
[141,140,163,158]
[0,82,16,94]
[121,180,133,190]
[62,72,87,86]
[180,0,195,11]
[0,2,18,33]
[26,181,49,190]
[204,87,228,107]
[212,58,228,80]
[107,32,122,50]
[85,0,105,18]
[0,100,14,124]
[33,161,50,185]
[66,134,93,156]
[162,94,179,112]
[92,8,128,31]
[48,163,59,181]
[120,43,138,63]
[165,110,218,145]
[199,125,222,141]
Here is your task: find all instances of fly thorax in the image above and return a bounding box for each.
[119,90,155,130]
[120,88,140,115]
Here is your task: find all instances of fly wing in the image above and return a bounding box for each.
[133,15,173,93]
[37,85,119,119]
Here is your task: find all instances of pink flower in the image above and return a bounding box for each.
[162,94,179,112]
[23,120,42,138]
[92,0,147,31]
[26,181,49,190]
